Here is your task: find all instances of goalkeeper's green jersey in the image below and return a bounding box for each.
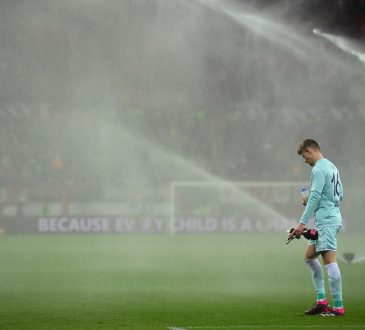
[300,158,343,227]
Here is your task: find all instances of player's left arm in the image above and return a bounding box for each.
[299,167,325,225]
[292,169,325,237]
[291,168,325,239]
[292,170,324,237]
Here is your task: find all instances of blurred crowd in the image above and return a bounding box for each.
[0,103,101,213]
[1,100,364,211]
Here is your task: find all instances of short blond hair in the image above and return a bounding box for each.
[297,139,320,155]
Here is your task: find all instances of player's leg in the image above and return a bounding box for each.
[304,244,328,315]
[320,227,344,317]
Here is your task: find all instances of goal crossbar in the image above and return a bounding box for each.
[170,181,307,234]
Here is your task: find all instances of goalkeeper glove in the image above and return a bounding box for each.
[285,228,301,244]
[285,228,318,245]
[302,228,318,240]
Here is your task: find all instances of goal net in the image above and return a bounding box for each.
[170,181,307,234]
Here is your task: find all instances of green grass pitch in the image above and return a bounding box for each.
[0,233,364,329]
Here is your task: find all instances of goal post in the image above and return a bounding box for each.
[170,181,308,234]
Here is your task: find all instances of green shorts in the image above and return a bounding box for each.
[308,225,341,252]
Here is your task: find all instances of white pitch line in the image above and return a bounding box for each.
[167,326,365,329]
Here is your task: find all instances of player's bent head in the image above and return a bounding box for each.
[297,139,320,155]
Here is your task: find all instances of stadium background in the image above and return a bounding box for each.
[1,1,365,329]
[1,0,365,235]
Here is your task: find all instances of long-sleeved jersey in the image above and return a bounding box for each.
[300,158,343,227]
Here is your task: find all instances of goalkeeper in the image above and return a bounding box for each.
[291,139,344,317]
